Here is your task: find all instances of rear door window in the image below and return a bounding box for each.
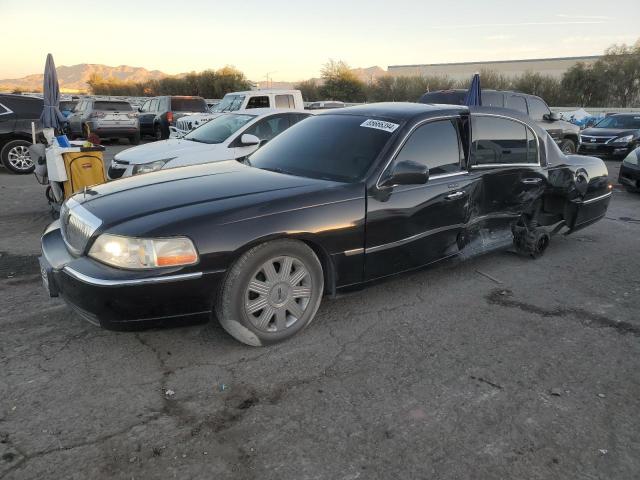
[246,96,270,109]
[275,95,295,109]
[506,95,528,114]
[394,119,462,176]
[482,91,503,107]
[471,116,537,165]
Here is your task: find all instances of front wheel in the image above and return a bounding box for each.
[560,139,576,154]
[215,239,324,346]
[153,124,165,141]
[1,140,35,174]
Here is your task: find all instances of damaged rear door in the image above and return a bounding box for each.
[465,114,546,242]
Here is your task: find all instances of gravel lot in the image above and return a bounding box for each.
[0,144,639,480]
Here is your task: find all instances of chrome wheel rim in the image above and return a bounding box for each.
[7,145,33,171]
[244,256,312,332]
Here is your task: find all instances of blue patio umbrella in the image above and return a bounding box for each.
[39,53,65,133]
[463,73,482,106]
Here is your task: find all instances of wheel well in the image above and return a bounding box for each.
[231,236,336,296]
[0,134,32,150]
[563,133,579,143]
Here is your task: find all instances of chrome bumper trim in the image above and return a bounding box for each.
[62,267,203,287]
[581,192,612,205]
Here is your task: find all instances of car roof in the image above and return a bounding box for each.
[423,89,537,97]
[610,113,640,117]
[227,90,300,95]
[327,102,468,121]
[228,108,309,117]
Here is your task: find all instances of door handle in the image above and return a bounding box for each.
[521,178,542,185]
[445,191,465,200]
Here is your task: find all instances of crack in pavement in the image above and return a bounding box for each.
[486,289,640,336]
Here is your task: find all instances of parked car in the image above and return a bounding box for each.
[306,101,345,110]
[618,147,640,192]
[138,96,210,141]
[577,114,640,159]
[0,93,43,174]
[40,103,611,346]
[418,89,581,154]
[212,90,305,113]
[66,99,140,144]
[59,100,77,118]
[108,109,311,179]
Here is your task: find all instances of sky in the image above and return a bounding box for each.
[1,0,638,82]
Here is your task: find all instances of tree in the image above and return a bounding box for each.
[319,60,366,102]
[294,79,321,102]
[594,42,640,107]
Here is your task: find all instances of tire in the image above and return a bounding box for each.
[560,139,576,154]
[1,139,35,174]
[513,226,550,259]
[129,133,141,145]
[215,239,324,346]
[153,124,165,141]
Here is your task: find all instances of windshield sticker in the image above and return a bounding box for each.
[360,119,399,133]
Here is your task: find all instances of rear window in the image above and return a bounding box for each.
[418,91,465,105]
[93,101,132,111]
[170,97,208,112]
[0,96,43,118]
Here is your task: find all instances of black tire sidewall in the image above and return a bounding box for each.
[1,140,35,174]
[561,139,576,154]
[216,240,324,346]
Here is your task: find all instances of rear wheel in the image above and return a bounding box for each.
[215,239,324,346]
[560,139,576,154]
[153,124,165,141]
[1,140,35,174]
[513,225,550,259]
[129,133,141,145]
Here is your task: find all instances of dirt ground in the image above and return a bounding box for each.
[0,147,638,480]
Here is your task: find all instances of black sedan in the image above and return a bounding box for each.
[40,103,612,346]
[578,114,640,158]
[618,147,640,192]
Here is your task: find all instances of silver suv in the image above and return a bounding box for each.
[66,99,140,144]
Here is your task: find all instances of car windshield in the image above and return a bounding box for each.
[184,113,255,144]
[594,115,640,129]
[94,101,132,111]
[212,95,245,112]
[248,114,396,183]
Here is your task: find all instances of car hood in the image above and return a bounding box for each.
[114,138,221,164]
[74,161,332,229]
[581,128,638,137]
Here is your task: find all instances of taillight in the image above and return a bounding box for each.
[90,111,105,118]
[167,111,174,124]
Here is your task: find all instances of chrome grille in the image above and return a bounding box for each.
[581,135,615,144]
[60,198,102,255]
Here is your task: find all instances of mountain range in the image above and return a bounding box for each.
[0,64,389,93]
[0,64,170,93]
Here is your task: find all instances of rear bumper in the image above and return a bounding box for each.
[91,127,140,138]
[618,162,640,189]
[40,224,224,328]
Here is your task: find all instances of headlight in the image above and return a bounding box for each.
[88,234,198,269]
[623,150,639,165]
[610,134,634,144]
[132,159,171,175]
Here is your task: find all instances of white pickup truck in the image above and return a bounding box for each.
[172,89,305,137]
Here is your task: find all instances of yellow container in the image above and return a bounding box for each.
[61,149,107,199]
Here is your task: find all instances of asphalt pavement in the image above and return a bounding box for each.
[0,145,638,480]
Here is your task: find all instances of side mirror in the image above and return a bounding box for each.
[240,134,260,146]
[544,112,560,121]
[379,160,429,188]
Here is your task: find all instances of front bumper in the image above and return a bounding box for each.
[40,223,224,328]
[578,143,634,158]
[618,162,640,190]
